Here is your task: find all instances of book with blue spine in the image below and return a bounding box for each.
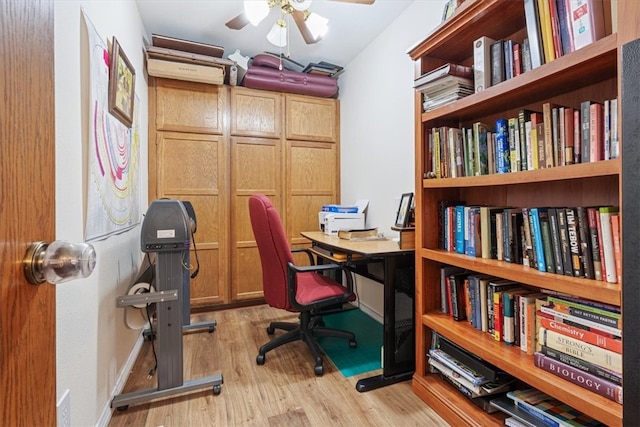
[455,205,466,254]
[529,207,547,272]
[465,206,481,257]
[495,118,511,173]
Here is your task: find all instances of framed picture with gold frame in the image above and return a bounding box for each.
[108,37,135,127]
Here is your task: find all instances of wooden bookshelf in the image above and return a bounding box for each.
[407,1,640,425]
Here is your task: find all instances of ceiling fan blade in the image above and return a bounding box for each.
[225,12,250,30]
[329,0,375,4]
[292,10,320,45]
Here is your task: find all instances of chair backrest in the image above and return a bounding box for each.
[248,194,295,310]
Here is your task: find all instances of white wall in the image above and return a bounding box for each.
[340,0,446,317]
[54,1,149,425]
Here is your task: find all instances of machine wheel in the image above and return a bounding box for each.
[314,365,324,376]
[349,339,357,348]
[256,354,266,365]
[213,385,222,395]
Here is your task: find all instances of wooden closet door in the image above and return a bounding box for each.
[284,94,340,252]
[155,131,228,307]
[230,136,282,301]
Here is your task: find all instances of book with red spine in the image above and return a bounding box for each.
[539,316,621,353]
[533,352,622,403]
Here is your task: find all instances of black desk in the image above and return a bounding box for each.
[300,231,415,392]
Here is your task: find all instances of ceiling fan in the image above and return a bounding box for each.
[225,0,375,47]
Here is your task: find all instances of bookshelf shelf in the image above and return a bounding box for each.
[422,313,622,424]
[408,0,635,425]
[422,249,621,305]
[419,33,618,125]
[423,158,620,188]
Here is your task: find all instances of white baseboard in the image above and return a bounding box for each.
[350,300,383,324]
[95,333,145,427]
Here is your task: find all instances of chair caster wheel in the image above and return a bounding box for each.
[267,326,275,335]
[116,405,129,412]
[256,354,266,365]
[213,385,222,395]
[208,325,215,333]
[314,365,324,376]
[349,340,357,348]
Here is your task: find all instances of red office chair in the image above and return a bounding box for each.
[248,194,357,376]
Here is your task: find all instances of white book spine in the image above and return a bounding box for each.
[473,36,495,93]
[610,98,619,158]
[603,99,610,160]
[599,210,617,284]
[525,121,534,171]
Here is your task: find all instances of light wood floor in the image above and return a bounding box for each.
[109,304,449,426]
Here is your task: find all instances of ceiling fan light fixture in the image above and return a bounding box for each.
[306,12,328,40]
[244,0,270,26]
[266,19,288,47]
[290,0,312,11]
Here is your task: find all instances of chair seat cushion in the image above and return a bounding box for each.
[296,272,349,305]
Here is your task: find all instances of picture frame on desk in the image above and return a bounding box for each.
[395,193,413,228]
[108,37,135,128]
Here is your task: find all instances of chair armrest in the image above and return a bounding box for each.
[286,261,354,311]
[291,247,315,265]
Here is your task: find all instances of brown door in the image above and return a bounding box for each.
[1,1,57,425]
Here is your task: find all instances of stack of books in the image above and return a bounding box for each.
[414,63,473,112]
[535,292,622,404]
[145,34,236,85]
[428,335,515,413]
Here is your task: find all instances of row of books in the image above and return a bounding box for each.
[438,267,623,403]
[472,0,611,93]
[474,36,532,92]
[439,203,621,283]
[425,98,618,179]
[413,63,474,112]
[524,0,611,68]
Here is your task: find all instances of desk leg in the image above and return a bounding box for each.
[355,254,415,393]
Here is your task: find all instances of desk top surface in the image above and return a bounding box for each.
[300,231,414,257]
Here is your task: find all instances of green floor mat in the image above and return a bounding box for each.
[317,308,382,378]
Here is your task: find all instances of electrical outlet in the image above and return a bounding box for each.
[57,389,71,427]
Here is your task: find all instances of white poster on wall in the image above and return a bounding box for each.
[83,11,141,241]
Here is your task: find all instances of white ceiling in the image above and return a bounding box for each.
[135,0,416,69]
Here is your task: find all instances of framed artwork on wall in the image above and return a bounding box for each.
[108,37,135,127]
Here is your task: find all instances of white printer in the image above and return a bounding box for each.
[318,200,368,235]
